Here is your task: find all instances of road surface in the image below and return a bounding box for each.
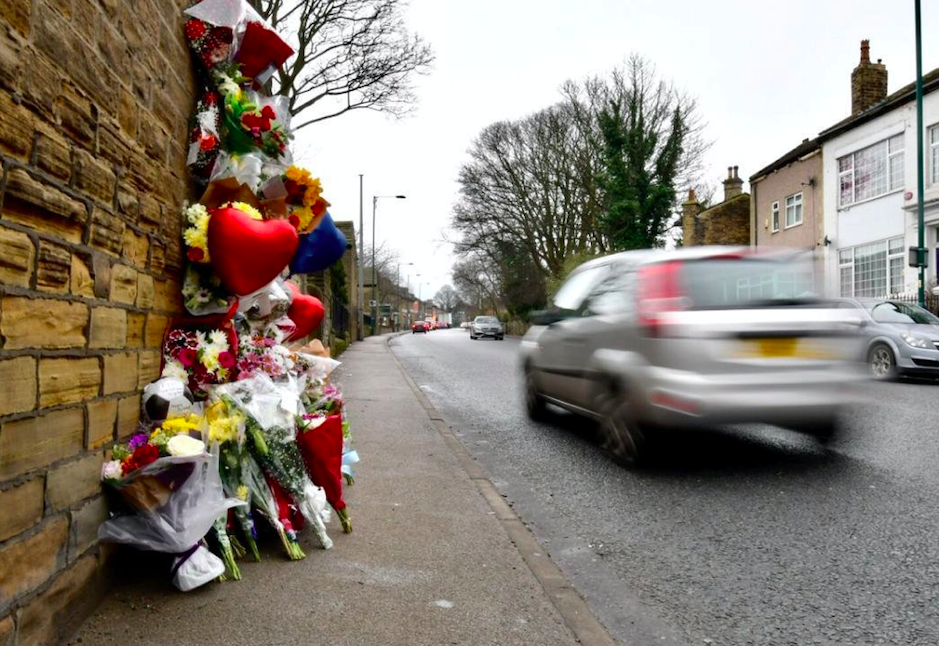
[390,328,939,646]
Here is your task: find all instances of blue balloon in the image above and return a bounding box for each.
[289,212,348,274]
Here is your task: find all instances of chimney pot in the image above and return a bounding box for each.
[722,164,744,201]
[860,39,870,64]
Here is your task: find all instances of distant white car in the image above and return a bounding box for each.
[470,316,504,340]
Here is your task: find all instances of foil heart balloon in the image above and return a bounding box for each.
[289,212,348,275]
[285,280,324,341]
[208,206,299,296]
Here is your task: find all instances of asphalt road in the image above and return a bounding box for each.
[390,328,939,646]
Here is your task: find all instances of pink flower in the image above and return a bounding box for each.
[179,347,198,368]
[218,351,235,369]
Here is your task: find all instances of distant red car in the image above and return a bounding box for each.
[411,321,429,334]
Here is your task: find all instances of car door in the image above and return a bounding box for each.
[536,264,609,405]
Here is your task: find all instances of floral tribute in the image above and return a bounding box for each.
[97,0,354,593]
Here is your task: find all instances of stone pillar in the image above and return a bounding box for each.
[682,189,702,246]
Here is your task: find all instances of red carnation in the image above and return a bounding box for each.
[185,18,207,41]
[179,347,198,368]
[123,443,160,475]
[218,351,236,369]
[187,247,205,262]
[199,134,217,151]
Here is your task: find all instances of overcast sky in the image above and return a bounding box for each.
[293,0,938,302]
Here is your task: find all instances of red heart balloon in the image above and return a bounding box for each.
[208,207,299,296]
[285,280,325,341]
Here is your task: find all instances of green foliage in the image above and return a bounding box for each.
[329,261,349,305]
[546,250,602,299]
[597,97,686,251]
[330,336,350,358]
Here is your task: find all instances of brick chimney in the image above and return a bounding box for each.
[722,166,743,201]
[851,39,887,115]
[681,188,702,246]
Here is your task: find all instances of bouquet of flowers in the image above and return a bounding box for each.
[282,165,330,233]
[297,413,352,533]
[217,72,291,160]
[184,16,234,73]
[162,327,237,399]
[187,89,222,183]
[236,329,295,381]
[181,263,234,316]
[99,418,243,591]
[218,374,333,550]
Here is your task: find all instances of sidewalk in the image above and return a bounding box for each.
[71,336,603,646]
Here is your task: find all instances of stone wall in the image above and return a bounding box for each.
[0,0,195,643]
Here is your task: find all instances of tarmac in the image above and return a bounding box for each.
[71,336,614,646]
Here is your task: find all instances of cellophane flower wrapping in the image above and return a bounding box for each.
[98,453,244,554]
[215,374,332,549]
[187,89,222,184]
[181,263,235,316]
[219,86,292,161]
[162,327,237,399]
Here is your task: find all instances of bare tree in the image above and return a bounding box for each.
[246,0,434,129]
[433,284,459,311]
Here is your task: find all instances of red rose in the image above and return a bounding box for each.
[187,247,205,262]
[241,113,261,129]
[261,105,276,120]
[199,134,217,151]
[288,213,300,229]
[185,18,207,41]
[123,443,160,475]
[312,197,328,217]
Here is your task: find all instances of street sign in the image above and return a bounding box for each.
[908,247,928,268]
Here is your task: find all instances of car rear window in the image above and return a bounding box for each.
[680,258,818,309]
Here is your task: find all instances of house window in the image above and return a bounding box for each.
[837,134,904,207]
[785,193,803,228]
[838,237,905,297]
[771,201,779,232]
[930,124,939,184]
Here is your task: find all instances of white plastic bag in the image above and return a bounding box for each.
[172,545,225,592]
[98,453,244,555]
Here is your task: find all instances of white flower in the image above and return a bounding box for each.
[167,435,205,458]
[208,330,228,348]
[101,460,123,481]
[162,360,188,381]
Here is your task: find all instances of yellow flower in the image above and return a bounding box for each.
[237,485,249,501]
[286,165,309,183]
[292,206,315,232]
[227,201,263,221]
[161,414,203,435]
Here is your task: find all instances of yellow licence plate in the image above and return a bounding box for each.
[739,337,800,358]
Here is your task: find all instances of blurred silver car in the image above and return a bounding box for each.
[840,298,939,379]
[520,247,865,466]
[470,316,504,340]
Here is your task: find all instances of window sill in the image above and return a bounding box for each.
[784,221,804,230]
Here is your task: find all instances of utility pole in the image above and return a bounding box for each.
[357,174,364,340]
[370,194,406,336]
[915,0,926,307]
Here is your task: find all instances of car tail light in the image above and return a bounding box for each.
[637,261,688,338]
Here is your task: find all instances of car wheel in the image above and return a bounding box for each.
[868,343,897,380]
[525,370,547,421]
[599,397,647,468]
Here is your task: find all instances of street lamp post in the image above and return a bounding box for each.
[915,0,926,307]
[371,194,406,336]
[357,174,364,341]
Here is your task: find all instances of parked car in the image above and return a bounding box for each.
[411,321,429,334]
[520,247,865,466]
[470,316,504,340]
[839,298,939,379]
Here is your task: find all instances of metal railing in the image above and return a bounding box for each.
[332,296,351,338]
[887,292,939,315]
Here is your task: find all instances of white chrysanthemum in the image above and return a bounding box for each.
[162,360,188,381]
[208,330,228,348]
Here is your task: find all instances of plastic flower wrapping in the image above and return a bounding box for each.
[98,0,353,593]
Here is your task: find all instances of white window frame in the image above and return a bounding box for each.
[837,134,905,208]
[930,123,939,185]
[771,201,779,233]
[837,237,905,297]
[784,192,803,228]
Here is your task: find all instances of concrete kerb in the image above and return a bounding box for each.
[383,335,619,646]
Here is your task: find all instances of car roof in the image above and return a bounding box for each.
[572,246,809,274]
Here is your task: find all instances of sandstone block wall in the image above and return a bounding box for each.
[0,0,194,643]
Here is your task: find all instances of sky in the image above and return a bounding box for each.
[293,0,939,302]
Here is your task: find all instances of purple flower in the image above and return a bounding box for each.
[128,433,149,451]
